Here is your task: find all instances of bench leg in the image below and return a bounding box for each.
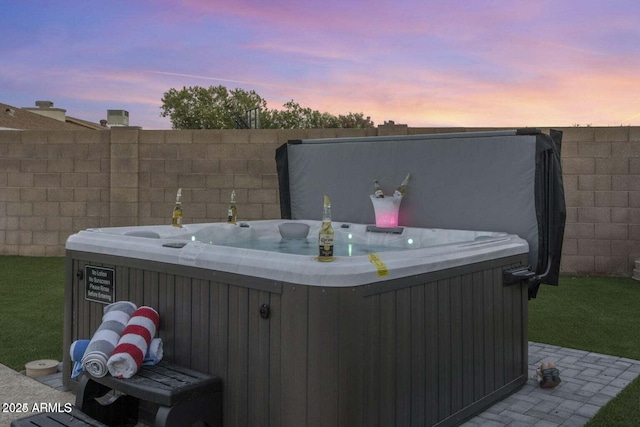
[75,375,111,412]
[75,375,139,425]
[154,392,223,427]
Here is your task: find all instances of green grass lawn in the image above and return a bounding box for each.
[1,256,639,425]
[0,256,64,371]
[529,275,640,360]
[0,256,65,371]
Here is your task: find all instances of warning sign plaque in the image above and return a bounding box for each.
[85,266,115,304]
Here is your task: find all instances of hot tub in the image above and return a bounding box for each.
[64,219,530,427]
[64,129,565,427]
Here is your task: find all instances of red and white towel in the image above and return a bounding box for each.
[107,306,160,378]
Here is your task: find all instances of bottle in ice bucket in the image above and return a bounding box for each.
[227,190,237,224]
[373,179,385,198]
[394,173,411,197]
[172,188,183,228]
[318,194,334,262]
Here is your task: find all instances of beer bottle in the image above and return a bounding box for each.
[373,179,385,198]
[172,188,183,228]
[394,173,411,197]
[318,195,334,262]
[227,190,237,224]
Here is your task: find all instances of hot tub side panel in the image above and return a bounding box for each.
[64,251,281,427]
[361,257,529,427]
[64,251,528,427]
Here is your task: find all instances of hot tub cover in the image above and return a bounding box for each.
[276,129,565,297]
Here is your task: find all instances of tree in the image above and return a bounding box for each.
[260,100,374,129]
[160,85,374,129]
[160,86,268,129]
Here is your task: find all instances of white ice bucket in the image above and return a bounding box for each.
[369,195,403,227]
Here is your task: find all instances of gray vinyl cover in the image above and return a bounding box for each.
[276,129,565,287]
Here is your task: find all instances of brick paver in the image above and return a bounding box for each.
[463,342,640,426]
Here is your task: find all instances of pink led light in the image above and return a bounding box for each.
[370,195,402,227]
[375,212,399,227]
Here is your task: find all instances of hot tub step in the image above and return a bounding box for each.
[11,407,107,427]
[76,361,222,427]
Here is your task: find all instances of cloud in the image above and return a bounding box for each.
[3,0,640,129]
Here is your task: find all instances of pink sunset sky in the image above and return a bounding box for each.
[1,0,639,129]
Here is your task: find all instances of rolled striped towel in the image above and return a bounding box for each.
[70,337,163,378]
[143,337,164,365]
[70,339,90,379]
[107,306,160,378]
[82,301,137,378]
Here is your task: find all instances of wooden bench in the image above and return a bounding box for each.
[76,361,223,427]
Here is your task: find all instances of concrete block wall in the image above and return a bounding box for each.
[0,130,111,256]
[0,127,377,257]
[137,129,282,226]
[1,125,639,277]
[559,126,640,276]
[134,127,376,227]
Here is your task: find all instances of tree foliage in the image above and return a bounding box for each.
[160,86,267,129]
[160,85,374,129]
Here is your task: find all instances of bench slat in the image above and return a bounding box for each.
[85,361,222,407]
[11,407,108,427]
